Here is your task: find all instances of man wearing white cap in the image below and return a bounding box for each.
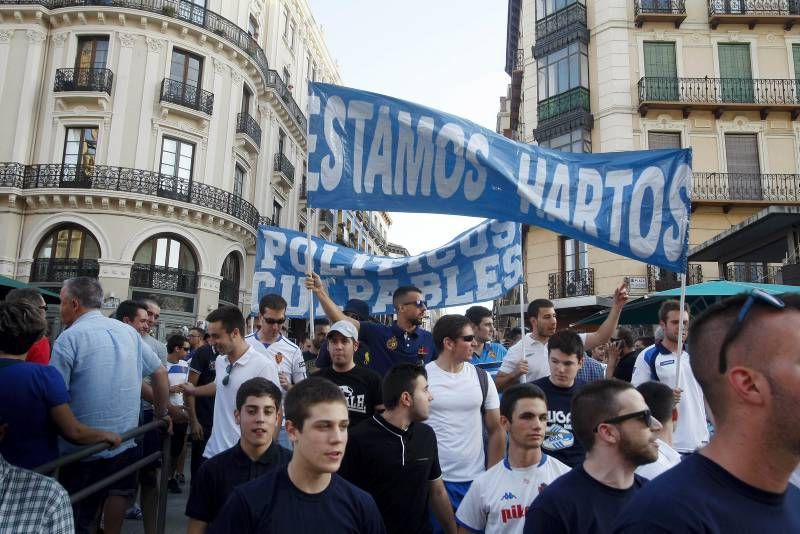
[313,321,384,427]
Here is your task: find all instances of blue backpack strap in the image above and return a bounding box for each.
[643,346,661,382]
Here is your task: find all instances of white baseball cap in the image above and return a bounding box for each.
[327,320,358,340]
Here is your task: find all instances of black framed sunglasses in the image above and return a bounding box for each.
[402,299,427,309]
[717,289,785,374]
[450,334,475,343]
[263,317,286,325]
[222,363,233,386]
[594,409,652,433]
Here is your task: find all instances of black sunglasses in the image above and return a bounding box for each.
[402,299,427,309]
[717,289,785,374]
[451,335,475,343]
[222,363,233,386]
[263,317,286,325]
[594,409,652,433]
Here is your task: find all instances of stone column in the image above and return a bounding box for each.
[195,273,223,320]
[97,259,134,301]
[12,29,47,162]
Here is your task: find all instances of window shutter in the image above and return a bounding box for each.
[648,132,681,149]
[725,134,759,174]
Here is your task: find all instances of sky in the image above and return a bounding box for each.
[307,0,510,313]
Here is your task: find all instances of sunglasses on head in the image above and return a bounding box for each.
[594,409,653,433]
[718,289,785,374]
[222,363,233,386]
[263,317,286,325]
[402,299,427,309]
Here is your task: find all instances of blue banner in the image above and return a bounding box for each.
[251,219,522,318]
[307,83,692,272]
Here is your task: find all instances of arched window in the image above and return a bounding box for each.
[219,252,240,305]
[31,225,100,283]
[131,235,198,314]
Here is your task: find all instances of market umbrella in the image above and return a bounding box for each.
[571,280,800,326]
[0,275,60,301]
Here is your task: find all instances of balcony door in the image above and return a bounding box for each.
[718,43,753,103]
[643,42,678,101]
[62,127,98,187]
[75,36,108,70]
[725,134,762,200]
[159,137,194,200]
[169,49,203,106]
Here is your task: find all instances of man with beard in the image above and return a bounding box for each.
[614,292,800,532]
[523,380,660,533]
[339,363,456,534]
[306,273,436,375]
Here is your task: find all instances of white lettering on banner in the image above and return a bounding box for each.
[374,279,400,313]
[465,134,489,201]
[426,247,456,269]
[459,227,488,257]
[444,266,474,305]
[574,169,602,238]
[501,247,522,287]
[364,105,394,195]
[410,272,443,307]
[344,279,374,302]
[473,255,500,300]
[491,220,516,249]
[434,123,466,199]
[259,230,286,270]
[320,244,345,276]
[289,237,316,272]
[347,100,373,194]
[605,170,633,246]
[663,164,691,262]
[544,164,571,225]
[629,167,664,258]
[395,112,435,196]
[351,253,370,276]
[321,95,345,190]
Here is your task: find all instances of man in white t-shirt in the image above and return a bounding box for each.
[183,305,280,459]
[635,381,681,480]
[456,383,570,533]
[426,314,504,533]
[631,300,709,454]
[165,334,191,493]
[495,281,629,392]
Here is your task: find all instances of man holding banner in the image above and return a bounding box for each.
[306,273,436,376]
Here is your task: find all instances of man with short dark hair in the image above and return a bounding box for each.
[339,363,456,534]
[209,377,386,533]
[314,300,375,370]
[456,383,570,533]
[5,287,50,364]
[605,327,637,382]
[186,326,216,477]
[165,334,191,493]
[614,292,800,532]
[303,318,330,374]
[139,297,167,365]
[465,305,507,379]
[633,336,653,352]
[306,273,436,375]
[634,381,680,480]
[524,380,660,534]
[186,377,291,533]
[532,330,587,467]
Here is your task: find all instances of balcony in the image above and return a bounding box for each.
[54,67,113,95]
[725,263,782,284]
[219,277,239,304]
[634,0,687,27]
[548,268,595,299]
[708,0,800,29]
[637,77,800,119]
[29,258,99,283]
[533,2,589,59]
[319,210,335,232]
[160,78,214,117]
[538,87,590,123]
[130,263,198,294]
[693,172,800,204]
[265,69,308,141]
[0,162,260,229]
[272,153,295,192]
[647,264,703,292]
[236,112,262,152]
[510,49,524,131]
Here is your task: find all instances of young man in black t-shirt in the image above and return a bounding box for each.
[313,321,384,427]
[186,377,291,532]
[209,377,385,533]
[187,341,216,477]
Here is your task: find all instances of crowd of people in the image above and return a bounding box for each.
[1,274,799,533]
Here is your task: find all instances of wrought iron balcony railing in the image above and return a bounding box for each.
[29,258,100,283]
[236,112,262,147]
[513,49,524,71]
[538,87,590,123]
[708,0,800,28]
[273,153,295,184]
[219,277,239,304]
[264,70,307,134]
[725,263,782,284]
[548,267,595,299]
[130,263,198,293]
[0,162,260,229]
[634,0,687,27]
[647,264,703,292]
[320,209,335,229]
[693,172,800,202]
[258,215,277,226]
[534,2,588,58]
[160,78,213,115]
[54,67,114,94]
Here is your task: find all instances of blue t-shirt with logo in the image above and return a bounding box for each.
[471,342,507,378]
[532,377,585,468]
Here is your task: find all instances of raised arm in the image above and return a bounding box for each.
[585,280,628,351]
[304,272,356,328]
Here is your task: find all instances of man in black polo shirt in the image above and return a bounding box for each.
[185,377,291,533]
[187,334,216,478]
[339,363,456,534]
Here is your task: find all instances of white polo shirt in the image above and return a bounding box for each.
[202,346,280,458]
[499,333,589,384]
[245,333,306,391]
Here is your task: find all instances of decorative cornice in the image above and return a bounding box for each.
[118,32,136,48]
[51,32,68,47]
[145,36,163,53]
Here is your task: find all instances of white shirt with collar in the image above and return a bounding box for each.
[635,438,681,480]
[245,333,306,391]
[202,346,280,458]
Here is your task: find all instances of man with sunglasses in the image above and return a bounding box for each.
[614,291,800,532]
[524,380,659,534]
[306,273,436,376]
[183,305,280,460]
[631,300,709,454]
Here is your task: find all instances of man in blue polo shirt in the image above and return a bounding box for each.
[465,305,507,379]
[305,273,436,376]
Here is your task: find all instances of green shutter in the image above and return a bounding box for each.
[793,44,800,80]
[718,44,753,103]
[643,42,678,101]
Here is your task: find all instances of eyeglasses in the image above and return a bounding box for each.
[717,289,785,374]
[452,335,475,343]
[263,317,286,325]
[222,363,233,386]
[182,346,191,351]
[39,304,48,311]
[402,299,427,309]
[594,409,653,433]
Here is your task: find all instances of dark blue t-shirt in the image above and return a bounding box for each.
[0,359,70,469]
[613,453,800,533]
[532,377,585,468]
[524,465,646,534]
[208,466,386,534]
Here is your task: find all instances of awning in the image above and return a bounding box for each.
[0,275,60,300]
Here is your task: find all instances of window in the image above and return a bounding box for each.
[539,128,591,153]
[535,0,584,20]
[36,225,100,261]
[159,137,194,196]
[234,165,245,198]
[537,42,589,102]
[283,67,292,89]
[725,133,762,199]
[131,235,198,305]
[273,200,283,225]
[241,85,252,115]
[219,253,241,305]
[170,48,203,90]
[75,36,108,70]
[278,129,286,155]
[718,43,753,102]
[248,14,259,40]
[62,127,98,184]
[312,62,317,82]
[561,237,588,272]
[648,132,681,149]
[134,235,197,271]
[643,42,678,100]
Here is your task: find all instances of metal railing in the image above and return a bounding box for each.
[35,419,170,534]
[548,267,595,299]
[0,162,260,229]
[647,263,703,292]
[236,112,262,147]
[538,87,591,123]
[635,0,686,15]
[320,209,335,229]
[708,0,800,16]
[219,277,239,304]
[693,172,800,202]
[54,67,114,94]
[535,1,587,42]
[513,49,524,71]
[725,263,782,283]
[29,258,99,283]
[130,263,198,293]
[160,78,214,114]
[638,76,800,105]
[265,70,307,134]
[258,215,277,226]
[273,152,295,183]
